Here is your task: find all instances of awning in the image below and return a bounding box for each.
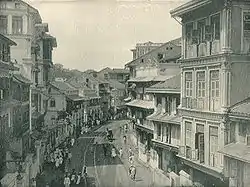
[136,124,153,134]
[219,143,250,164]
[124,97,132,102]
[13,74,31,84]
[116,105,127,110]
[67,95,87,101]
[147,113,181,125]
[125,99,154,109]
[152,139,179,152]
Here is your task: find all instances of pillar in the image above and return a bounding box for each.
[22,15,28,35]
[180,71,184,107]
[219,122,225,168]
[161,97,166,114]
[7,15,12,34]
[153,95,157,111]
[204,122,210,165]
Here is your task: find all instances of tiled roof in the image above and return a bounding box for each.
[147,74,181,92]
[128,75,174,83]
[0,34,16,46]
[51,81,77,92]
[13,74,31,84]
[82,88,99,99]
[125,99,154,109]
[229,97,250,117]
[126,37,181,67]
[110,68,129,74]
[108,79,125,90]
[66,95,86,101]
[219,143,250,164]
[147,113,181,125]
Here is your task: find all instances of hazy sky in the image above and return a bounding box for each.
[26,0,187,71]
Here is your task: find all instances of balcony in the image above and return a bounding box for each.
[136,119,154,132]
[178,146,223,174]
[182,97,221,112]
[152,137,179,152]
[182,97,206,110]
[186,40,220,59]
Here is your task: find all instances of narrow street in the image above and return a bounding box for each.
[68,119,157,187]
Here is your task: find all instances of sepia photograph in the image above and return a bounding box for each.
[0,0,249,187]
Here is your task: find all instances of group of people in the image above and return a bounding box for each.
[63,167,87,187]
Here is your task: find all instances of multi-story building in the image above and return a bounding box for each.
[125,39,181,165]
[108,79,127,119]
[67,79,101,127]
[0,34,36,186]
[45,81,86,153]
[145,74,181,184]
[67,73,111,123]
[170,0,250,186]
[130,41,164,60]
[219,97,250,187]
[98,67,130,84]
[0,0,57,134]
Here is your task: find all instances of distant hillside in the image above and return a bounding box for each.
[51,63,83,81]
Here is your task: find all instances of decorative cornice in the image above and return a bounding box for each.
[170,0,212,18]
[179,53,230,68]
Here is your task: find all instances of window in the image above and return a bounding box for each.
[12,16,23,34]
[0,15,8,34]
[185,121,192,147]
[197,71,206,98]
[209,126,218,166]
[211,14,220,40]
[185,72,193,97]
[198,19,206,43]
[15,3,21,8]
[210,70,220,98]
[157,123,162,140]
[50,99,56,107]
[244,13,250,32]
[186,22,194,45]
[104,73,108,80]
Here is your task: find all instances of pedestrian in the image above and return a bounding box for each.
[76,172,81,185]
[71,169,76,184]
[81,165,87,177]
[55,157,60,169]
[129,154,134,164]
[128,147,132,157]
[45,182,50,187]
[123,135,127,144]
[31,178,36,187]
[71,138,75,147]
[68,152,72,161]
[131,165,136,180]
[63,174,71,187]
[111,147,116,159]
[119,148,123,158]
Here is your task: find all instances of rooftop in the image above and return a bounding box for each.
[170,0,212,17]
[108,79,125,90]
[51,81,77,93]
[229,97,250,118]
[126,38,181,67]
[0,34,17,46]
[146,74,181,93]
[13,74,31,84]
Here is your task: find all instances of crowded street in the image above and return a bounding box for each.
[36,120,162,187]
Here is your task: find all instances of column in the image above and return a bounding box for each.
[221,67,229,112]
[180,71,184,107]
[22,15,28,35]
[153,95,157,111]
[161,97,166,114]
[182,25,186,58]
[219,122,225,168]
[222,5,232,52]
[180,119,185,146]
[7,15,12,34]
[204,122,210,165]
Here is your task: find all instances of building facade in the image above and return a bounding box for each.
[125,39,181,165]
[219,98,250,187]
[67,73,111,123]
[146,74,181,185]
[170,0,250,186]
[98,67,129,84]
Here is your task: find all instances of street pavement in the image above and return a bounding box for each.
[68,119,156,187]
[37,119,161,187]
